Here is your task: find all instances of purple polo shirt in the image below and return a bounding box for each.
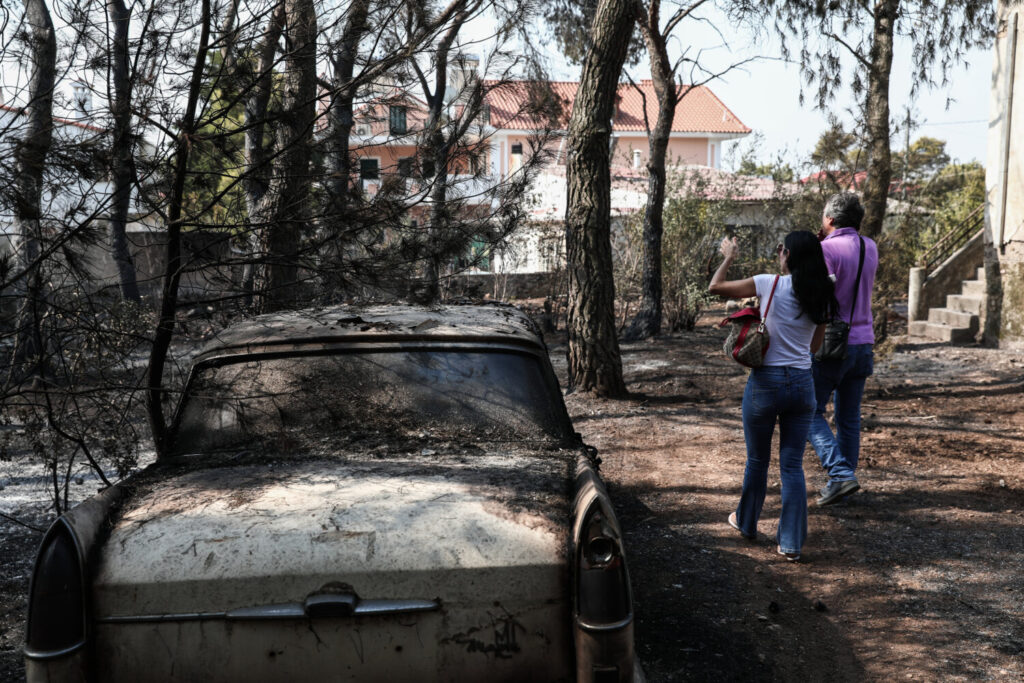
[821,227,878,345]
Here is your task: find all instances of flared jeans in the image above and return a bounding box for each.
[735,366,816,555]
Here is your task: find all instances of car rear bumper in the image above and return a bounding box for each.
[575,616,636,683]
[83,601,572,682]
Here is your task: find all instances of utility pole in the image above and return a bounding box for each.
[902,106,912,201]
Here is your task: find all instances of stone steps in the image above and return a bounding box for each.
[908,269,984,344]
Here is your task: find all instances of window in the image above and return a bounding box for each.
[171,350,573,455]
[421,158,435,178]
[469,238,490,272]
[511,142,523,155]
[397,157,415,178]
[540,236,564,272]
[633,149,642,169]
[360,158,380,180]
[389,106,407,135]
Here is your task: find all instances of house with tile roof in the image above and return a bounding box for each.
[483,79,750,175]
[347,76,757,279]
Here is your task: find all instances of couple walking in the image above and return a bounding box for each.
[709,192,878,561]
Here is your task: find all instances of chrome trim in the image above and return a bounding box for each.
[96,598,441,624]
[352,598,439,615]
[23,640,86,660]
[575,613,634,633]
[229,604,305,620]
[99,612,227,624]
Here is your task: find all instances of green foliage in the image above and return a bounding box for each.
[182,52,250,231]
[809,118,866,175]
[540,0,643,67]
[618,168,785,331]
[736,156,796,183]
[891,159,985,260]
[895,136,951,181]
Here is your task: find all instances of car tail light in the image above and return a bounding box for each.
[25,520,87,657]
[577,506,631,626]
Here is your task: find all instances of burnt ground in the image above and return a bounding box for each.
[2,309,1023,681]
[552,311,1024,682]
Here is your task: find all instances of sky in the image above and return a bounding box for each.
[526,5,996,172]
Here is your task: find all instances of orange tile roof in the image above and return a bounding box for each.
[0,103,105,133]
[483,79,750,135]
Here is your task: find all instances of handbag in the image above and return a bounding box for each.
[720,275,779,368]
[815,235,865,362]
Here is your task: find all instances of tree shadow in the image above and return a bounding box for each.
[607,483,867,682]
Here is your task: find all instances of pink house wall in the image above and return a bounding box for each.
[612,136,710,168]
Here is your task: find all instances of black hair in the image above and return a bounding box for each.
[823,192,865,231]
[784,230,838,324]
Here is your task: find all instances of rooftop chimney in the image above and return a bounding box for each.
[71,81,91,120]
[447,53,480,103]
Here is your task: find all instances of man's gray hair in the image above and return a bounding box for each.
[824,192,865,231]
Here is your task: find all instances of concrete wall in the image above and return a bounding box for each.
[82,227,237,301]
[984,3,1024,348]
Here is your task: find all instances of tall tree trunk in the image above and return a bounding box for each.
[318,0,370,298]
[860,0,898,239]
[421,8,471,302]
[11,0,57,376]
[625,0,675,340]
[240,3,284,306]
[327,0,370,219]
[252,0,317,313]
[107,0,141,302]
[147,0,212,455]
[565,0,634,397]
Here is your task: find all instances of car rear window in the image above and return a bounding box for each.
[170,350,573,455]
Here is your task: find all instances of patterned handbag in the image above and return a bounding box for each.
[720,275,779,368]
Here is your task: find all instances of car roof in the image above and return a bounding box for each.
[196,303,546,358]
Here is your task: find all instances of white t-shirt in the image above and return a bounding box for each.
[754,274,817,369]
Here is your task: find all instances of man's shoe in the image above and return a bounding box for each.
[817,479,860,506]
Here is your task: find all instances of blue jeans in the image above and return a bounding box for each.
[809,344,874,483]
[736,366,815,555]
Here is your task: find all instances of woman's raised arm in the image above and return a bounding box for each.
[709,236,757,299]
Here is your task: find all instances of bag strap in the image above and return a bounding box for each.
[758,275,780,332]
[847,236,865,324]
[764,275,780,315]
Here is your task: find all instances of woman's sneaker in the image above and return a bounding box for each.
[817,478,860,506]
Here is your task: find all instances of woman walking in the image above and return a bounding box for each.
[709,231,837,561]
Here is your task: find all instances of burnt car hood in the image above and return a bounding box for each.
[92,448,574,618]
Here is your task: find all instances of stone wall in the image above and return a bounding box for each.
[442,271,566,300]
[909,230,985,321]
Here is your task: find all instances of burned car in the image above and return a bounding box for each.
[25,304,638,682]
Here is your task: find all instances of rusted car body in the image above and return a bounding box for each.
[25,304,639,682]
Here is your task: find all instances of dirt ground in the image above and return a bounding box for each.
[552,311,1024,682]
[2,309,1023,681]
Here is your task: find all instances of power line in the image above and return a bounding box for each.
[918,118,988,127]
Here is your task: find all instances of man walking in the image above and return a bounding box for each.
[811,192,878,506]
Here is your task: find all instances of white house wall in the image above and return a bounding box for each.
[985,2,1024,346]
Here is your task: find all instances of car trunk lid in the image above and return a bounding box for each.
[93,448,573,617]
